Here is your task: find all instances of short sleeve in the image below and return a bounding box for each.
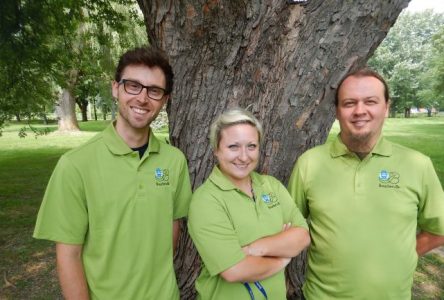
[417,158,444,235]
[173,154,192,219]
[288,159,309,218]
[276,179,308,230]
[188,188,245,276]
[33,155,88,244]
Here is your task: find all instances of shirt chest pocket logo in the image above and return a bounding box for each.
[261,192,280,209]
[155,168,170,186]
[378,169,400,189]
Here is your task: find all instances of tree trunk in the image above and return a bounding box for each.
[57,65,80,131]
[111,100,116,120]
[78,99,88,122]
[93,98,98,121]
[56,88,80,131]
[137,1,410,299]
[427,108,432,117]
[41,113,48,125]
[390,107,397,118]
[404,106,411,118]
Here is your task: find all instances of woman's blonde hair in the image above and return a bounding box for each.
[209,108,263,150]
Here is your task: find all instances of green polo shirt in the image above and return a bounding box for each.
[188,166,308,300]
[288,135,444,300]
[34,123,192,300]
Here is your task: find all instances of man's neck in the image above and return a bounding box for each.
[340,134,379,160]
[347,142,373,158]
[353,151,369,160]
[115,122,150,148]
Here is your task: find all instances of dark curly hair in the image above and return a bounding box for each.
[114,46,174,94]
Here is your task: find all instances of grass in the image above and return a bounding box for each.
[0,122,104,299]
[413,252,444,299]
[0,118,443,299]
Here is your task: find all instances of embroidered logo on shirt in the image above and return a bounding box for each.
[378,170,400,188]
[261,192,280,209]
[155,168,170,186]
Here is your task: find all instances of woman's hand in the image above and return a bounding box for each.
[242,222,295,257]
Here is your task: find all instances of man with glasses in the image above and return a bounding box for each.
[34,46,192,299]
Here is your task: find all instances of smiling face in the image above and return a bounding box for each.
[215,123,260,186]
[336,75,389,152]
[112,64,168,139]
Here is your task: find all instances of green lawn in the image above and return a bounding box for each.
[0,118,443,299]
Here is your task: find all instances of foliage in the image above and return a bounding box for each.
[418,27,444,111]
[0,0,147,132]
[73,9,148,121]
[0,0,61,130]
[368,10,444,115]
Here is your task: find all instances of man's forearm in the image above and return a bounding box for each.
[56,243,89,300]
[416,231,444,256]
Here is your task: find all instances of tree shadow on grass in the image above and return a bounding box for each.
[412,252,444,300]
[1,233,62,299]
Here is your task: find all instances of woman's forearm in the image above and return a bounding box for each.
[220,255,290,283]
[245,227,310,258]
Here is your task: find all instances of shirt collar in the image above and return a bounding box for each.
[330,134,392,158]
[103,121,160,155]
[209,165,264,191]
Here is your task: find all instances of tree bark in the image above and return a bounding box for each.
[390,107,397,118]
[57,88,80,131]
[77,99,89,122]
[404,106,411,118]
[41,112,48,125]
[92,98,98,121]
[111,101,116,121]
[57,68,80,132]
[137,1,410,299]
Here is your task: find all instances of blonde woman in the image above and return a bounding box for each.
[188,108,310,299]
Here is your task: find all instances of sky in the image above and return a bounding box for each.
[405,0,444,13]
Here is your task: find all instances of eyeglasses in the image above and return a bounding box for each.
[118,79,167,100]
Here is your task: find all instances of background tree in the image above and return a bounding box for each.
[69,5,149,124]
[368,10,444,117]
[45,1,144,131]
[0,0,147,132]
[0,0,61,130]
[137,0,410,298]
[418,26,444,114]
